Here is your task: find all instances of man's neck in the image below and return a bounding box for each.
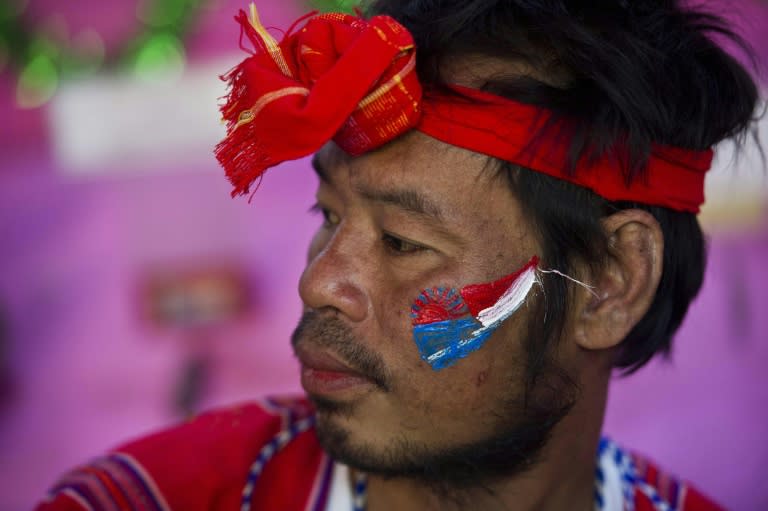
[364,468,594,511]
[360,370,608,511]
[361,443,595,511]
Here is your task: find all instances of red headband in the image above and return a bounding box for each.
[216,7,712,213]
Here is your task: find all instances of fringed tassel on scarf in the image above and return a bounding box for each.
[215,5,421,198]
[216,7,295,197]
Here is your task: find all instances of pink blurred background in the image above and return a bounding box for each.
[0,1,766,510]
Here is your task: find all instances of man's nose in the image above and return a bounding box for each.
[298,228,370,323]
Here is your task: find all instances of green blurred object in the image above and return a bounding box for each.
[0,0,206,108]
[309,0,361,14]
[137,0,191,27]
[130,33,187,81]
[16,53,57,108]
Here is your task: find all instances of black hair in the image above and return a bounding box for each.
[367,0,760,374]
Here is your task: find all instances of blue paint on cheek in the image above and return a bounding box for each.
[412,317,498,371]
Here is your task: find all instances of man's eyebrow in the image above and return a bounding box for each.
[312,155,446,223]
[311,156,331,183]
[356,186,445,222]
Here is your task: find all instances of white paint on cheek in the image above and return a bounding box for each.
[475,265,538,328]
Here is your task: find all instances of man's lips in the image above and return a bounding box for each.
[296,348,361,374]
[296,348,376,395]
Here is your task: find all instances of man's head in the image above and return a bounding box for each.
[217,0,759,491]
[290,127,669,486]
[287,0,758,487]
[292,132,573,486]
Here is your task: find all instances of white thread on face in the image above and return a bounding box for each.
[538,268,599,299]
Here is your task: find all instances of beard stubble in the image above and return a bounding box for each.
[290,309,578,492]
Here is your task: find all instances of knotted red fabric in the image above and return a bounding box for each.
[216,7,713,213]
[216,6,421,197]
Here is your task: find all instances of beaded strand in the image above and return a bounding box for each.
[352,471,368,511]
[240,416,315,511]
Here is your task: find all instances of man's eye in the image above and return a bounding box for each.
[382,233,424,254]
[310,203,340,228]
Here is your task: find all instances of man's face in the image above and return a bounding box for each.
[292,132,575,481]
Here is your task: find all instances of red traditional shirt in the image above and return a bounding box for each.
[35,396,724,511]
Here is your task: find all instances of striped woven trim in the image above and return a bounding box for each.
[306,455,334,511]
[240,416,315,511]
[49,453,170,511]
[636,481,674,511]
[631,452,685,511]
[60,488,96,511]
[630,451,693,511]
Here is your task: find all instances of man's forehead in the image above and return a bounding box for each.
[313,133,494,194]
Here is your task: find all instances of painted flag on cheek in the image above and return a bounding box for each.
[411,256,540,370]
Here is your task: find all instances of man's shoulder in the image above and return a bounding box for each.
[35,395,322,511]
[628,449,725,511]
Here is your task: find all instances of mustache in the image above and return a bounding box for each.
[291,310,391,391]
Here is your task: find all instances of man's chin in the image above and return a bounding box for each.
[309,393,403,469]
[309,394,570,490]
[315,422,554,491]
[307,392,360,419]
[311,404,396,475]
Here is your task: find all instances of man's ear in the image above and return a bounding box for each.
[573,209,664,351]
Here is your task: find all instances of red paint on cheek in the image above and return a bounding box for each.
[460,256,539,317]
